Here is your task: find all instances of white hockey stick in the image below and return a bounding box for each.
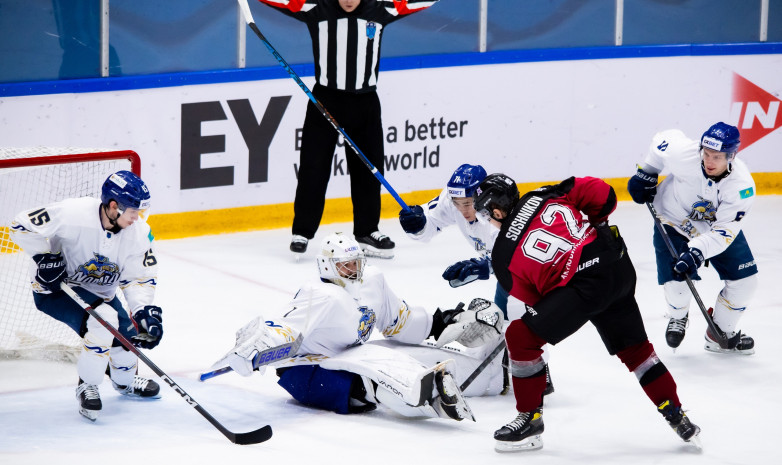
[60,283,272,445]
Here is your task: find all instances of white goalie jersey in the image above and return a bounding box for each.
[9,197,158,313]
[644,129,756,259]
[407,187,499,258]
[268,265,433,357]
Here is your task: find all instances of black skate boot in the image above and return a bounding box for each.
[494,408,544,452]
[76,378,102,421]
[289,235,308,254]
[112,376,161,398]
[433,370,474,421]
[704,323,755,355]
[665,315,689,349]
[657,400,702,449]
[355,231,395,259]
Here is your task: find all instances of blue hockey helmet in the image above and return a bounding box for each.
[101,170,151,215]
[700,122,741,161]
[447,164,487,199]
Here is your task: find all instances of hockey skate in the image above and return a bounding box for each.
[76,378,101,421]
[494,408,544,452]
[657,400,702,450]
[665,315,689,350]
[290,235,308,255]
[355,231,395,259]
[433,370,475,421]
[112,375,161,399]
[704,325,755,355]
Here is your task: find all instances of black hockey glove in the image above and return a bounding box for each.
[627,167,658,204]
[132,305,163,349]
[399,205,426,234]
[672,248,704,281]
[32,252,67,292]
[428,302,465,340]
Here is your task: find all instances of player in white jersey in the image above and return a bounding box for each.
[627,122,758,354]
[208,233,506,421]
[9,171,164,420]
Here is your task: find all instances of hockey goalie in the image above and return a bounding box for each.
[205,233,507,421]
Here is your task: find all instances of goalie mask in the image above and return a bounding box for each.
[317,233,366,288]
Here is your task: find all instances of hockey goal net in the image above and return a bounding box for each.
[0,147,140,361]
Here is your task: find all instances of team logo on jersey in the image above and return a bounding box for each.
[731,73,782,151]
[353,306,376,345]
[75,253,120,285]
[688,196,717,223]
[470,235,487,252]
[657,140,669,152]
[366,22,377,40]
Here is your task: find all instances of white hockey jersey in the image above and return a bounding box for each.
[9,197,158,314]
[266,265,432,357]
[407,187,499,258]
[644,129,756,259]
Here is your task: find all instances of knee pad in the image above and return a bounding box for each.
[663,280,690,318]
[616,340,654,373]
[505,319,545,365]
[77,303,118,385]
[108,346,137,387]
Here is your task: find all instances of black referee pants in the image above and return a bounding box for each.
[292,84,385,239]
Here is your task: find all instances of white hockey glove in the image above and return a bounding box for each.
[435,298,503,348]
[212,316,300,377]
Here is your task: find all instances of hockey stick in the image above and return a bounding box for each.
[459,338,506,392]
[645,202,728,347]
[236,0,410,212]
[60,283,272,445]
[199,336,304,381]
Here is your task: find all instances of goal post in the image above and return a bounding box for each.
[0,147,140,361]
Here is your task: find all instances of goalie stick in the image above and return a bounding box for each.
[235,0,410,212]
[459,338,505,392]
[199,336,304,381]
[60,283,272,445]
[646,202,728,347]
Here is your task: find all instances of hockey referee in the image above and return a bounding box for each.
[258,0,441,259]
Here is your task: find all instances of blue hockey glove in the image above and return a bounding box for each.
[442,257,492,287]
[627,167,658,204]
[399,205,426,234]
[672,248,704,281]
[132,305,163,349]
[32,252,67,292]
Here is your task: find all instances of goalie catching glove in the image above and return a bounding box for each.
[430,298,503,348]
[211,316,301,377]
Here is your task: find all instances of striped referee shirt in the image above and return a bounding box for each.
[258,0,440,93]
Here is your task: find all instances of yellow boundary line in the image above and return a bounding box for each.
[3,173,780,245]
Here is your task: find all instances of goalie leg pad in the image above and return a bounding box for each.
[277,365,375,414]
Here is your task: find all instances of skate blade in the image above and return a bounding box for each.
[359,245,394,259]
[703,341,755,355]
[79,408,99,422]
[495,435,543,452]
[687,433,703,451]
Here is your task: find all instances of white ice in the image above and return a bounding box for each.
[2,197,781,464]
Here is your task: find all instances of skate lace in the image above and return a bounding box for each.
[504,412,531,431]
[667,317,688,333]
[130,376,150,391]
[369,231,388,241]
[291,235,308,244]
[77,383,100,400]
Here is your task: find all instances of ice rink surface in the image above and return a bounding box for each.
[1,197,780,464]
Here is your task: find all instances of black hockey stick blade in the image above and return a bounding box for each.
[232,425,273,445]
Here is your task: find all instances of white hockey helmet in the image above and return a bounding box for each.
[316,233,366,287]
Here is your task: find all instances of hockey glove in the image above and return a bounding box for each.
[626,167,658,204]
[132,305,163,349]
[32,252,67,292]
[435,298,503,348]
[429,302,465,340]
[442,257,492,287]
[399,205,426,234]
[673,247,704,281]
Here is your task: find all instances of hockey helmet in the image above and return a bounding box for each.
[700,122,740,161]
[447,164,487,199]
[316,233,366,286]
[101,170,151,217]
[473,173,520,222]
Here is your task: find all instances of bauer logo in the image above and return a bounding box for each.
[730,73,782,151]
